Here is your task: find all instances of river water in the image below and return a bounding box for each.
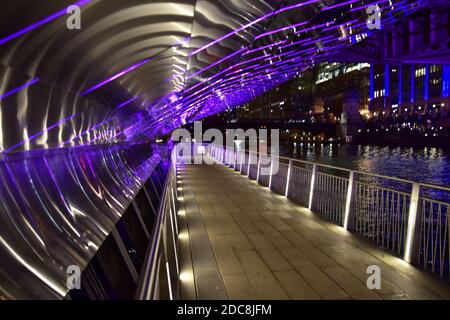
[280,143,450,186]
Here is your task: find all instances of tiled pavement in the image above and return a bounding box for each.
[177,162,450,300]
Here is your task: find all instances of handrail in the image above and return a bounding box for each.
[136,159,174,300]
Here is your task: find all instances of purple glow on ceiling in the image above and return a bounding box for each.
[0,78,39,100]
[140,0,417,136]
[1,0,418,147]
[80,58,151,96]
[188,0,322,57]
[146,0,412,131]
[0,0,92,46]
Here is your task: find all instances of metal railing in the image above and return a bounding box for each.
[136,150,180,300]
[419,196,450,277]
[208,144,450,280]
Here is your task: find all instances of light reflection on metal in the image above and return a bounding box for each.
[0,144,160,299]
[4,114,78,153]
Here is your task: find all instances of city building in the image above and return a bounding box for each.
[213,62,370,124]
[370,64,450,122]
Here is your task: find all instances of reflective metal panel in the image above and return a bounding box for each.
[0,144,157,299]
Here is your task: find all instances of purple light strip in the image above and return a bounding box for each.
[255,21,308,39]
[183,47,314,108]
[321,0,362,11]
[116,95,142,109]
[0,78,39,100]
[322,19,359,32]
[4,114,78,153]
[0,0,92,46]
[278,37,313,50]
[349,0,390,12]
[144,0,410,130]
[80,58,151,96]
[188,14,271,57]
[243,40,286,55]
[186,34,314,93]
[182,67,298,114]
[294,20,335,35]
[274,0,321,15]
[187,48,245,80]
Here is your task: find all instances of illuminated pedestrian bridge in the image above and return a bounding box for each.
[0,0,449,300]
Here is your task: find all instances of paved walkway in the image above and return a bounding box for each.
[178,161,450,300]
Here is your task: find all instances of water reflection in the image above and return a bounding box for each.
[285,143,450,186]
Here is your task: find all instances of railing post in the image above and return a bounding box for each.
[231,150,234,168]
[256,156,261,182]
[343,171,355,230]
[285,160,292,197]
[268,157,274,189]
[308,164,317,210]
[247,153,251,177]
[231,149,234,167]
[404,182,422,264]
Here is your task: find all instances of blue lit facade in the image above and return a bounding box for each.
[370,64,450,117]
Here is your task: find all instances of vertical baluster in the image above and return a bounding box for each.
[432,203,438,273]
[445,205,449,278]
[268,157,274,190]
[404,183,422,264]
[438,204,443,277]
[425,200,432,268]
[285,160,292,198]
[344,171,355,230]
[256,155,261,183]
[308,165,317,210]
[247,153,251,177]
[418,200,425,269]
